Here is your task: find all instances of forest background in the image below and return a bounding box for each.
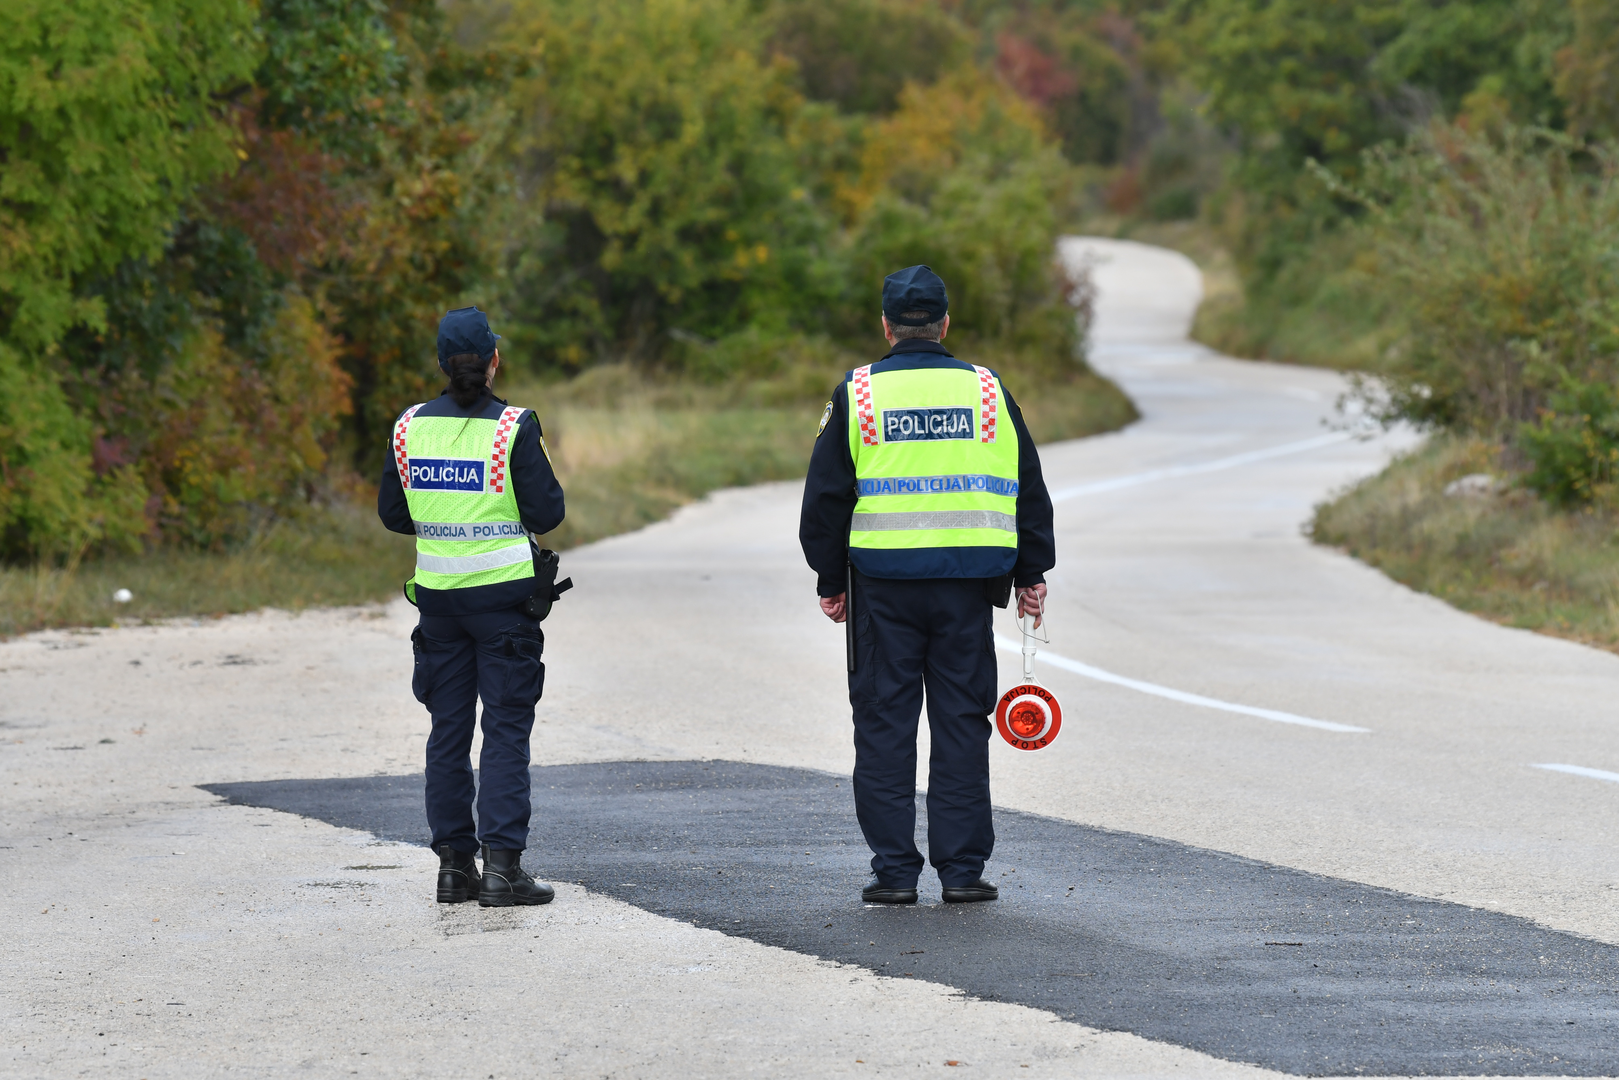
[3,0,1618,643]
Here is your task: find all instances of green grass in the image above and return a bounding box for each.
[2,352,1134,638]
[1311,435,1619,652]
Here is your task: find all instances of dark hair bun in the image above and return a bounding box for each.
[444,353,490,408]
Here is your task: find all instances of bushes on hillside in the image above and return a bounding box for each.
[1157,0,1588,365]
[1320,124,1619,505]
[1339,126,1619,435]
[1519,377,1619,508]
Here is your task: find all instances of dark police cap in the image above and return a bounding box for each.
[437,306,502,371]
[882,265,949,326]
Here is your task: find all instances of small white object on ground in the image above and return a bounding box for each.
[1443,473,1499,497]
[113,588,133,604]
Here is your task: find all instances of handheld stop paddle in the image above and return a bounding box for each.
[996,599,1062,752]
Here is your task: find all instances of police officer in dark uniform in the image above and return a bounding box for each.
[799,266,1055,904]
[378,307,566,906]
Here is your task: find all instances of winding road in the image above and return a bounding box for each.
[7,240,1619,1077]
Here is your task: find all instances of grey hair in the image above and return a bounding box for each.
[888,311,946,341]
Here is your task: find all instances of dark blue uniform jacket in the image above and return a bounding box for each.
[798,339,1056,597]
[377,388,566,616]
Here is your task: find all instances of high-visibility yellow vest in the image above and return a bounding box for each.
[845,361,1020,579]
[391,403,535,597]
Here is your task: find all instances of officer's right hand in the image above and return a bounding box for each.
[820,594,847,623]
[1016,583,1047,628]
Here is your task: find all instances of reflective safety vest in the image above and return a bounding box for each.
[392,403,534,597]
[845,361,1020,579]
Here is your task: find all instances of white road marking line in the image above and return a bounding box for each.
[994,634,1370,734]
[1048,431,1354,502]
[1531,763,1619,784]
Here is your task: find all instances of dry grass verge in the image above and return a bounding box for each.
[0,501,417,638]
[1311,435,1619,652]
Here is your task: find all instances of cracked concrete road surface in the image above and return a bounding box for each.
[6,238,1619,1079]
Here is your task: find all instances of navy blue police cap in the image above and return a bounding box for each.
[437,306,502,372]
[882,265,949,326]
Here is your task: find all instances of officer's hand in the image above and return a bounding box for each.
[1016,583,1048,628]
[820,594,848,623]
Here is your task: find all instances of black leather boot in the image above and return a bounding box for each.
[862,876,918,904]
[435,843,481,904]
[942,877,999,903]
[479,845,555,907]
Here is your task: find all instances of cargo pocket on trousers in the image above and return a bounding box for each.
[497,629,546,707]
[410,626,434,707]
[980,612,1001,714]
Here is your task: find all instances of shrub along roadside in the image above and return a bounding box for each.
[4,349,1134,638]
[1310,436,1619,653]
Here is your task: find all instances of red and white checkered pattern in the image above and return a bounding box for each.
[974,366,998,443]
[392,403,425,488]
[488,406,525,494]
[852,365,878,447]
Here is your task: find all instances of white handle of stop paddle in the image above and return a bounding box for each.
[1016,590,1049,683]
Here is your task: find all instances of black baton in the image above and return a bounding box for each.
[845,562,856,673]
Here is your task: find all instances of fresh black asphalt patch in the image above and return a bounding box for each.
[205,760,1619,1076]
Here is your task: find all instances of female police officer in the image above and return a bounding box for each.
[377,306,566,906]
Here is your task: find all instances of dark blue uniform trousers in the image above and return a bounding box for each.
[849,572,998,888]
[411,608,545,853]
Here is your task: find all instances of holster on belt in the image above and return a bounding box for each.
[523,541,574,621]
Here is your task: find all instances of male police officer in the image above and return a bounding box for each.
[378,307,566,906]
[799,266,1055,904]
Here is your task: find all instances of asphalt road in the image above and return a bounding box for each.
[7,238,1619,1078]
[210,760,1619,1075]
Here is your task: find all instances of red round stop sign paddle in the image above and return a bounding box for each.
[997,683,1061,751]
[997,608,1062,751]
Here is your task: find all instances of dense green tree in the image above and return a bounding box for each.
[256,0,407,157]
[2,0,509,556]
[498,0,841,367]
[764,0,971,115]
[0,0,257,557]
[1152,0,1579,360]
[1557,0,1619,139]
[847,73,1081,354]
[1159,0,1408,190]
[313,0,520,463]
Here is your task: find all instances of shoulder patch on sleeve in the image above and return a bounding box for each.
[816,400,833,437]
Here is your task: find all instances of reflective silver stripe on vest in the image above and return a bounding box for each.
[415,542,531,576]
[851,510,1018,533]
[413,520,526,542]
